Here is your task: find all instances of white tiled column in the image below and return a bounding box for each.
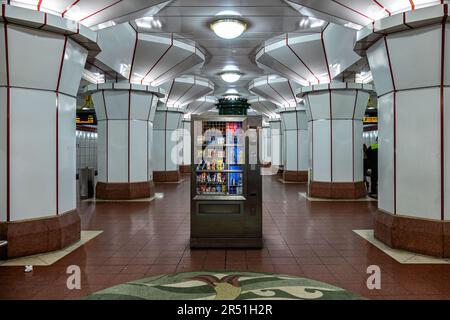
[299,83,372,199]
[356,4,450,257]
[279,107,309,182]
[269,119,282,170]
[180,118,191,174]
[0,5,96,258]
[261,124,271,165]
[152,106,184,182]
[88,83,162,199]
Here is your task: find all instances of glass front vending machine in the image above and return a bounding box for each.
[190,115,263,248]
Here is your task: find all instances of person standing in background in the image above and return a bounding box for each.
[363,144,370,192]
[367,139,378,198]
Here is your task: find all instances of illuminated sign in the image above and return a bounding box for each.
[363,116,378,124]
[76,115,96,125]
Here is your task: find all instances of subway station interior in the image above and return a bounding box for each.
[1,0,450,301]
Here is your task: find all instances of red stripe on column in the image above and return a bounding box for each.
[332,0,375,21]
[352,90,359,182]
[56,37,68,91]
[440,5,447,220]
[55,36,68,215]
[164,111,168,172]
[393,92,397,214]
[55,94,60,215]
[329,89,333,182]
[38,13,47,29]
[147,120,149,181]
[295,109,299,173]
[146,96,154,181]
[3,10,11,221]
[287,80,297,107]
[166,80,175,107]
[128,90,131,183]
[174,81,196,107]
[372,0,391,16]
[403,12,413,29]
[286,34,320,84]
[129,26,138,82]
[79,0,123,23]
[321,26,332,83]
[409,0,415,10]
[267,81,290,106]
[384,36,397,214]
[141,34,173,85]
[306,94,314,181]
[102,90,109,182]
[61,0,80,18]
[151,51,196,86]
[37,0,43,11]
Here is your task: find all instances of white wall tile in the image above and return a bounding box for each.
[130,121,148,182]
[108,120,128,182]
[8,25,64,91]
[58,94,76,214]
[10,88,56,221]
[0,87,6,221]
[396,88,440,219]
[378,93,395,213]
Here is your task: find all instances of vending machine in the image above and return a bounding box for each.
[190,115,263,248]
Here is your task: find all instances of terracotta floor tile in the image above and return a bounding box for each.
[247,264,275,273]
[268,249,294,257]
[154,256,182,265]
[2,176,450,300]
[119,265,151,275]
[274,264,304,276]
[270,257,298,265]
[300,265,330,275]
[146,265,178,275]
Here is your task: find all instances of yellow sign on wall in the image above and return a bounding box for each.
[363,116,378,123]
[76,115,95,124]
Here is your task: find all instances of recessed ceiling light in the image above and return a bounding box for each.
[210,18,247,39]
[220,71,242,83]
[223,94,241,100]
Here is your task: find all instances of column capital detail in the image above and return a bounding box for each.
[1,4,99,55]
[355,4,449,55]
[85,82,165,98]
[296,82,374,98]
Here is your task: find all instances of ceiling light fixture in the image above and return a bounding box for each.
[220,71,242,83]
[223,94,241,100]
[210,18,247,39]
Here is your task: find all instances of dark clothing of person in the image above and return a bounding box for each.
[367,144,378,195]
[363,145,370,191]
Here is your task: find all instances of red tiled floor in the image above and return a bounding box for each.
[1,175,450,300]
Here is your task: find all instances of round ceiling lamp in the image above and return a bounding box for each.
[220,71,242,83]
[210,18,247,39]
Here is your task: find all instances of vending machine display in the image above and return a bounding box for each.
[190,115,263,248]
